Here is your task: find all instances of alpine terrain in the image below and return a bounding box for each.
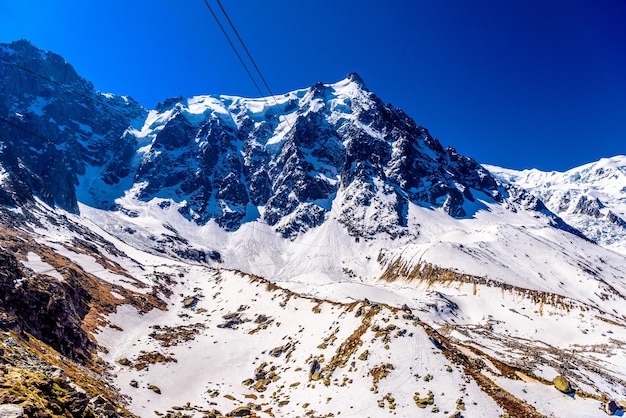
[486,158,626,256]
[1,40,625,418]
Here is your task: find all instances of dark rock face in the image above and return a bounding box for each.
[0,40,145,212]
[1,40,568,239]
[572,195,604,218]
[0,249,94,361]
[124,79,510,238]
[607,210,626,228]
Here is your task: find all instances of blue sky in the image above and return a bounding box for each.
[1,0,624,171]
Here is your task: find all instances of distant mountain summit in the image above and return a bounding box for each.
[486,156,626,255]
[1,40,575,241]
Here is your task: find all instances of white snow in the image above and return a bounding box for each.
[20,251,64,281]
[0,166,8,185]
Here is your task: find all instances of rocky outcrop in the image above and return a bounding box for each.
[0,249,93,361]
[606,210,626,228]
[572,195,604,218]
[0,331,134,417]
[0,40,145,212]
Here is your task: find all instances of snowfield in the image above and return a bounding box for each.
[10,194,625,417]
[486,155,626,255]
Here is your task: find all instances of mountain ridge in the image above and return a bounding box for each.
[486,155,626,255]
[1,40,585,245]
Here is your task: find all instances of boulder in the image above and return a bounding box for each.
[603,400,622,415]
[552,375,573,394]
[231,406,252,417]
[309,358,320,375]
[183,296,199,309]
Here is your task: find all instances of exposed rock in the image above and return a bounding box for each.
[133,351,177,371]
[606,211,626,228]
[572,195,603,218]
[603,400,626,416]
[230,406,252,417]
[603,400,619,415]
[148,323,205,347]
[183,296,199,309]
[117,357,132,366]
[413,391,435,408]
[218,312,245,329]
[206,409,223,418]
[0,249,94,361]
[0,40,144,212]
[309,358,321,376]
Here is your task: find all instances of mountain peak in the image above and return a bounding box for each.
[0,41,571,242]
[3,39,40,55]
[3,41,626,418]
[346,71,366,86]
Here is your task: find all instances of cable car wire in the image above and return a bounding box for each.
[215,0,278,104]
[201,0,266,101]
[201,0,292,129]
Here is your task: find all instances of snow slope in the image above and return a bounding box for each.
[6,194,625,417]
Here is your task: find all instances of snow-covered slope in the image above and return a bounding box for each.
[486,156,626,255]
[4,201,625,417]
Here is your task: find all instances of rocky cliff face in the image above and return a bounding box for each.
[0,249,94,361]
[79,72,515,239]
[0,40,145,212]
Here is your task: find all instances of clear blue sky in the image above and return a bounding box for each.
[1,0,624,171]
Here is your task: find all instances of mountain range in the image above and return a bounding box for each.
[487,157,626,255]
[1,40,625,418]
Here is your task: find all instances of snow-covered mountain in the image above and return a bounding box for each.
[2,41,579,242]
[0,40,145,212]
[486,156,626,255]
[2,40,626,417]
